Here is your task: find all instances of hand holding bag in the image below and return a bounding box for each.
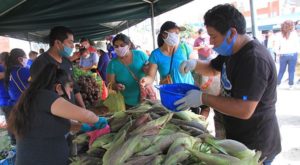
[120,60,157,102]
[159,48,175,85]
[103,83,126,112]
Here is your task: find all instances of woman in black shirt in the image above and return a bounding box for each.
[8,64,107,165]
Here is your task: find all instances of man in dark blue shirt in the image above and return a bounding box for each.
[30,26,85,108]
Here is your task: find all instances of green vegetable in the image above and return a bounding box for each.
[102,131,126,165]
[73,133,89,145]
[112,135,143,164]
[164,137,197,165]
[185,146,242,165]
[129,113,173,137]
[216,139,255,160]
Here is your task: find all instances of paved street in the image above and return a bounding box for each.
[273,86,300,165]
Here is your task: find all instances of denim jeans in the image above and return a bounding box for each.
[277,53,298,85]
[263,159,273,165]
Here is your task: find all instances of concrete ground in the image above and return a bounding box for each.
[272,85,300,165]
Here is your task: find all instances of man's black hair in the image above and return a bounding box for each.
[198,28,204,34]
[49,26,73,46]
[204,4,246,35]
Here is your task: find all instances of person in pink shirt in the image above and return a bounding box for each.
[193,28,213,61]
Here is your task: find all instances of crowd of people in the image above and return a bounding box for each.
[0,3,300,165]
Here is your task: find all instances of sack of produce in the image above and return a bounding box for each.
[103,83,126,113]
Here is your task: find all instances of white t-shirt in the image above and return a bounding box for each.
[277,31,300,54]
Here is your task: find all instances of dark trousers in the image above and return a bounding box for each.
[263,160,273,165]
[2,106,16,145]
[277,53,298,85]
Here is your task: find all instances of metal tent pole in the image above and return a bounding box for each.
[250,0,258,38]
[143,0,159,90]
[27,32,32,52]
[150,1,156,49]
[143,0,157,49]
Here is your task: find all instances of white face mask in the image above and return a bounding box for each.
[115,45,129,57]
[84,54,90,59]
[21,57,28,67]
[163,31,179,46]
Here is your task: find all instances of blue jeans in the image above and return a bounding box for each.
[277,53,298,85]
[263,158,274,165]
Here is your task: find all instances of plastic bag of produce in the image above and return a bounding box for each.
[192,72,220,96]
[87,125,111,146]
[101,81,108,100]
[103,83,126,112]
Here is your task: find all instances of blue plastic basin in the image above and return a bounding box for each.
[156,83,200,112]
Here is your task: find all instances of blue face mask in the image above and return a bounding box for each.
[213,30,237,56]
[59,45,73,57]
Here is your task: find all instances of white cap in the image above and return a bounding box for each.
[95,41,107,52]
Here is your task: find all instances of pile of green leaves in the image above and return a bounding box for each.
[0,131,13,160]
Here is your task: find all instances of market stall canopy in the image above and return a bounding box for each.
[0,0,192,42]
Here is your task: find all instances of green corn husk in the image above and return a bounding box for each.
[164,137,197,165]
[163,123,182,132]
[186,146,262,165]
[185,147,242,165]
[133,137,153,154]
[174,111,193,121]
[70,154,102,165]
[112,118,134,142]
[174,111,208,127]
[180,125,205,136]
[137,132,189,156]
[72,133,89,145]
[216,139,255,160]
[110,134,143,165]
[87,133,115,154]
[240,151,262,165]
[141,126,161,136]
[146,154,165,165]
[158,128,176,136]
[200,135,228,155]
[124,154,158,165]
[146,104,169,115]
[129,113,173,137]
[203,136,257,161]
[126,103,153,114]
[87,147,106,157]
[128,113,151,132]
[109,112,129,132]
[170,118,208,132]
[149,112,162,120]
[102,131,126,165]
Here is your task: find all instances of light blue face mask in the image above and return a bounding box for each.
[59,45,73,57]
[213,30,237,56]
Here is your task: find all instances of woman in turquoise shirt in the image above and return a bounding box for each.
[140,21,194,86]
[107,33,148,108]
